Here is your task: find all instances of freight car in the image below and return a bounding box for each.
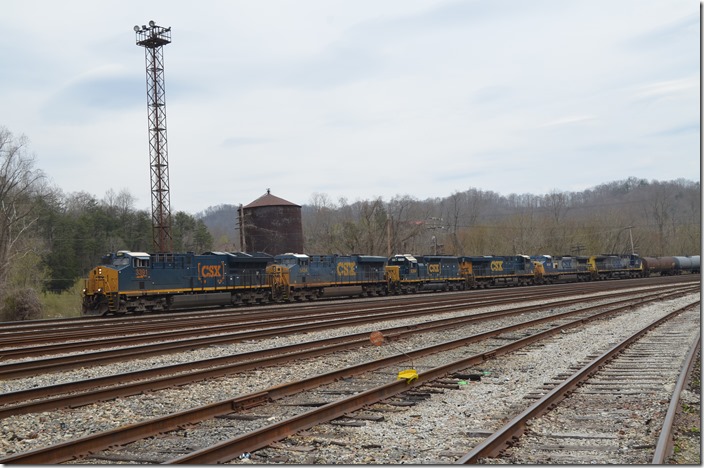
[641,256,674,276]
[689,256,701,274]
[82,250,272,315]
[641,256,701,276]
[673,256,701,274]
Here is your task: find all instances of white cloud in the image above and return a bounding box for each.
[535,115,597,129]
[634,77,698,99]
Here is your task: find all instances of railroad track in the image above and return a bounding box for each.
[0,286,596,353]
[3,281,694,380]
[458,304,700,464]
[0,275,691,348]
[0,282,698,464]
[1,284,695,418]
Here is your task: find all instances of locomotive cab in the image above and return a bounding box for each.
[270,253,312,301]
[388,254,419,279]
[82,251,150,315]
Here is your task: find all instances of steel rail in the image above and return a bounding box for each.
[455,301,701,464]
[165,300,701,464]
[0,286,521,334]
[0,275,692,338]
[0,287,581,355]
[2,291,518,345]
[0,292,544,366]
[15,275,669,344]
[651,333,701,463]
[2,287,691,417]
[2,284,694,381]
[2,289,692,465]
[0,284,566,341]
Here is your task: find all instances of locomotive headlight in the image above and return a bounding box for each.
[98,268,102,275]
[82,288,87,294]
[97,288,103,293]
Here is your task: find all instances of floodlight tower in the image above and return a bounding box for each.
[134,20,173,253]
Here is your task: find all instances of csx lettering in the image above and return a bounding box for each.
[491,260,504,271]
[428,264,440,274]
[337,262,357,276]
[200,264,223,278]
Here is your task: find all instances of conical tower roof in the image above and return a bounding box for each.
[243,189,300,209]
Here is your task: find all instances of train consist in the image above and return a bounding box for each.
[82,250,700,316]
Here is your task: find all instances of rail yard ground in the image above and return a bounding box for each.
[0,276,700,464]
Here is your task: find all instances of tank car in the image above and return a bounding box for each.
[82,250,273,315]
[642,256,666,276]
[673,256,697,274]
[689,256,700,274]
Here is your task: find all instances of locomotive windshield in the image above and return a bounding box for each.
[100,253,129,266]
[389,254,417,266]
[275,253,309,267]
[99,251,147,268]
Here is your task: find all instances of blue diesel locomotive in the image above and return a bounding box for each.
[267,253,388,301]
[461,255,535,287]
[82,250,272,315]
[386,254,468,293]
[82,250,698,316]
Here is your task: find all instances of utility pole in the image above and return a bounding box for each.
[427,217,444,255]
[627,226,635,255]
[387,214,392,257]
[134,20,173,253]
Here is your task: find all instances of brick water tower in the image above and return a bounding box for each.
[238,190,303,255]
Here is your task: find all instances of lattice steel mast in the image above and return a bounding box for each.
[134,20,173,253]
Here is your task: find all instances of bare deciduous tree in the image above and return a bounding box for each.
[0,127,46,296]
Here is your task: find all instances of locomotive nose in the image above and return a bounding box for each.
[82,265,119,315]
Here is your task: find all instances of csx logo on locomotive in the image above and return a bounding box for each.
[337,262,357,276]
[491,260,504,271]
[428,264,440,274]
[198,263,224,279]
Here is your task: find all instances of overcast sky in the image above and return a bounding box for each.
[1,1,699,214]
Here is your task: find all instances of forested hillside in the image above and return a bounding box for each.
[199,177,700,259]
